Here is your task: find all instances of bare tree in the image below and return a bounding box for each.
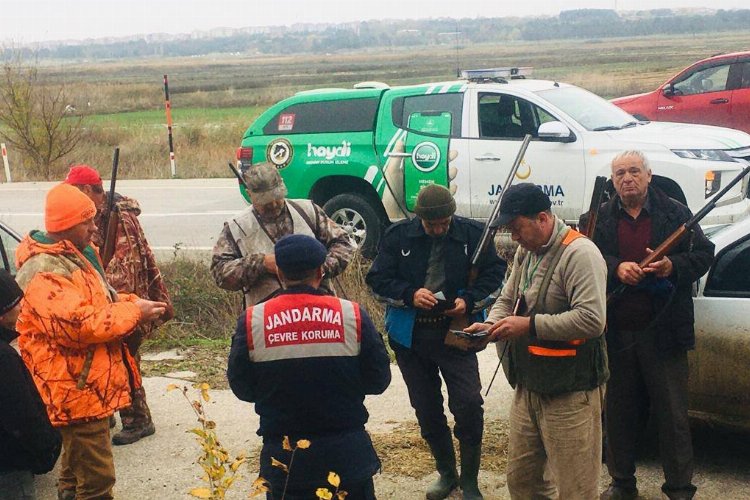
[0,53,84,179]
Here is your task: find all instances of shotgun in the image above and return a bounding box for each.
[582,176,608,237]
[609,163,750,302]
[471,134,532,269]
[76,147,119,391]
[100,148,120,268]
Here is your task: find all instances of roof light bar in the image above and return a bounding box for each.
[460,67,533,81]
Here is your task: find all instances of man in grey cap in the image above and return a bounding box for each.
[465,183,608,499]
[211,162,356,306]
[366,183,506,500]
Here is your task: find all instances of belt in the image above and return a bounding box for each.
[415,315,448,324]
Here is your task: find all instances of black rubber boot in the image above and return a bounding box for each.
[425,434,458,500]
[459,441,483,500]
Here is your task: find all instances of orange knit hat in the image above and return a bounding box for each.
[45,183,97,232]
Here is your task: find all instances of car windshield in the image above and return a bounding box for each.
[535,86,638,131]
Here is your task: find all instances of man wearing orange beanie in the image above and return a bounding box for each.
[14,183,168,500]
[65,164,173,445]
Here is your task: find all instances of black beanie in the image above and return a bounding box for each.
[0,269,22,316]
[414,184,456,220]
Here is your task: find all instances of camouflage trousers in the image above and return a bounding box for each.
[120,329,153,430]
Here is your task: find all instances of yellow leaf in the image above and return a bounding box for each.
[327,472,341,488]
[271,457,288,472]
[282,436,292,451]
[189,487,212,499]
[201,388,211,402]
[166,384,181,392]
[230,457,246,472]
[337,491,348,500]
[251,477,270,489]
[296,439,311,449]
[316,488,333,500]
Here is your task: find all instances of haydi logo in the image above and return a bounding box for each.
[307,141,351,160]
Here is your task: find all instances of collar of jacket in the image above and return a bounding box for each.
[405,215,471,244]
[603,186,683,225]
[276,285,328,297]
[533,216,568,256]
[0,325,17,343]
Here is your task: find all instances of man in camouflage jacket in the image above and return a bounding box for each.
[64,165,173,446]
[211,162,356,306]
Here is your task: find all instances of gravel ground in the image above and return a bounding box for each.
[35,349,750,499]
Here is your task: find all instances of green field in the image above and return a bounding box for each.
[7,30,750,180]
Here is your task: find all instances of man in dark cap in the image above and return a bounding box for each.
[0,269,61,500]
[211,162,355,306]
[227,234,391,500]
[465,183,608,499]
[366,184,505,500]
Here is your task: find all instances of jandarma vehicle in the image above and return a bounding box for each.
[612,51,750,134]
[237,67,750,255]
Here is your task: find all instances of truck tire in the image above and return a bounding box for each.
[323,194,384,258]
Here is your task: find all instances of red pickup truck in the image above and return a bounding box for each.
[612,51,750,134]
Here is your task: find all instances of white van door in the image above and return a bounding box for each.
[466,90,587,223]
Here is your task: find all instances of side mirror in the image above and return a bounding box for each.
[538,121,574,143]
[663,84,677,97]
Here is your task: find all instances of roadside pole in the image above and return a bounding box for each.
[1,143,10,183]
[163,74,177,177]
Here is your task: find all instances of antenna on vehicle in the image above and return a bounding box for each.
[438,24,462,78]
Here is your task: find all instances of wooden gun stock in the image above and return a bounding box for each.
[638,225,687,269]
[101,209,119,268]
[583,176,607,237]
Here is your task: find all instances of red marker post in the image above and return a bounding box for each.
[1,143,10,183]
[163,74,176,177]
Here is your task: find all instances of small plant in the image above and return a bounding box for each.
[168,383,246,499]
[248,437,347,500]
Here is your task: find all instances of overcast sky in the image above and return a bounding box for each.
[3,0,749,44]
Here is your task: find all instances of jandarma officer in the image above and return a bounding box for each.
[227,234,391,500]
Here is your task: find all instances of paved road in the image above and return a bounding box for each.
[0,179,247,256]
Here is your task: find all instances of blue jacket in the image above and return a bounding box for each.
[227,285,391,487]
[366,216,506,347]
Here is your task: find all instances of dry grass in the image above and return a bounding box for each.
[244,420,510,480]
[372,420,510,477]
[9,31,750,179]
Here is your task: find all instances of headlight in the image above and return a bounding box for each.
[672,149,734,162]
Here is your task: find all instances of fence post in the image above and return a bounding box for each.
[1,143,10,183]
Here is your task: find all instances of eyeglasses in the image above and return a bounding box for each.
[91,184,104,194]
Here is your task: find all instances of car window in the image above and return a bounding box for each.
[740,62,750,89]
[391,93,463,137]
[262,97,379,135]
[0,224,19,274]
[535,86,635,131]
[478,93,556,139]
[673,64,731,96]
[704,235,750,297]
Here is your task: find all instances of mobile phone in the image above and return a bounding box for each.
[450,329,489,340]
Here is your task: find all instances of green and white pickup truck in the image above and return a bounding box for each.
[237,68,750,255]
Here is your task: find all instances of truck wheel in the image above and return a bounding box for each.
[323,194,384,258]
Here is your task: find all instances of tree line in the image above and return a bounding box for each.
[5,9,750,60]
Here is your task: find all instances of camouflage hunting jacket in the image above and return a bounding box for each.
[14,231,142,426]
[211,199,356,302]
[94,194,173,337]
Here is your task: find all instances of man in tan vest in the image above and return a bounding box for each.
[211,162,355,306]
